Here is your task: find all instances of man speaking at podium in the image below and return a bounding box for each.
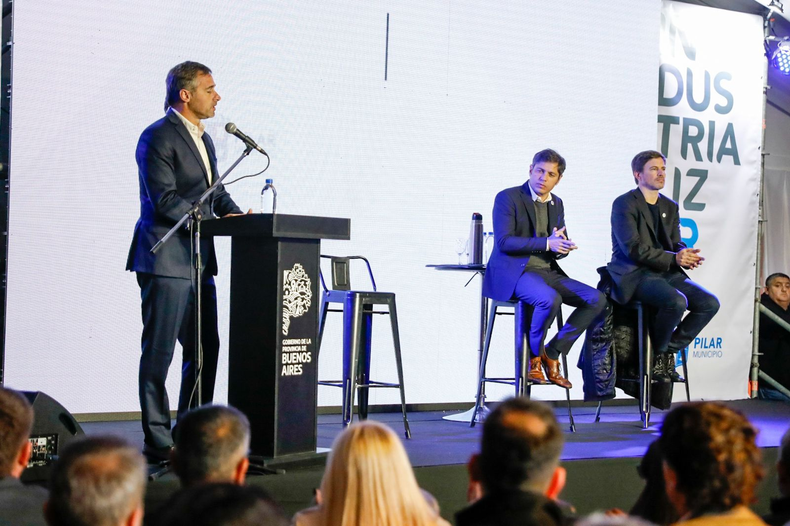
[126,61,245,462]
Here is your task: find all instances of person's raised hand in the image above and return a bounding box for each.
[223,208,253,218]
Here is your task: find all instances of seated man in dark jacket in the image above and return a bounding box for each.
[607,150,719,382]
[758,272,790,401]
[483,148,605,387]
[457,398,572,526]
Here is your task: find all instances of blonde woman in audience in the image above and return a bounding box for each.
[293,420,449,526]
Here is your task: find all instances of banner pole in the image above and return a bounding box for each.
[750,11,772,399]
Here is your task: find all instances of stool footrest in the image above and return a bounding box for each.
[481,377,517,386]
[324,308,389,315]
[318,381,344,387]
[319,381,401,388]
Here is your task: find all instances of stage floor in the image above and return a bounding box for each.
[81,398,790,466]
[80,399,788,522]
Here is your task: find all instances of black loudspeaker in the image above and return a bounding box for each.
[20,391,85,483]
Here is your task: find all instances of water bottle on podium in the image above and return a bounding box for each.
[260,178,277,214]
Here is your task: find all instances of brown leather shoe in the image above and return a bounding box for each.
[541,353,572,389]
[528,356,550,385]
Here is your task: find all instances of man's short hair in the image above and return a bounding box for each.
[659,402,764,517]
[164,61,212,112]
[47,436,146,526]
[766,272,790,288]
[173,405,250,486]
[631,150,666,174]
[631,150,666,184]
[479,397,564,493]
[155,483,287,526]
[532,149,567,176]
[0,387,33,476]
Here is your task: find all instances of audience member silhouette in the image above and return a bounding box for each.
[629,440,679,525]
[293,420,449,526]
[152,483,286,526]
[763,426,790,526]
[457,397,572,526]
[659,402,765,525]
[0,387,48,526]
[45,436,147,526]
[171,404,250,487]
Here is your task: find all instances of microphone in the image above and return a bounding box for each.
[225,123,268,156]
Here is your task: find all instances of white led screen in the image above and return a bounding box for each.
[6,1,660,413]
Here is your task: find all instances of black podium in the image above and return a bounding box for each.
[202,214,350,459]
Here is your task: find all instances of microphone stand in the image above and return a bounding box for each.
[151,144,253,411]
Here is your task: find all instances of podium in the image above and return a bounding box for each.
[202,213,350,459]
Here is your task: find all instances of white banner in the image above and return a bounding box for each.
[659,1,763,400]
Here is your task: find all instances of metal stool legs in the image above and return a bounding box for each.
[471,300,575,433]
[637,303,652,429]
[594,303,692,426]
[561,352,576,432]
[681,351,690,401]
[470,301,498,427]
[387,299,412,439]
[341,294,364,428]
[515,302,530,398]
[594,303,653,428]
[333,293,411,438]
[317,300,330,354]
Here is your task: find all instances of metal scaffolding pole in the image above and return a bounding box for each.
[750,10,772,398]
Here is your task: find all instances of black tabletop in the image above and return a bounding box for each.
[426,263,486,271]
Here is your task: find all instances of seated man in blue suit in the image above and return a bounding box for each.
[483,149,605,387]
[607,150,719,382]
[127,62,247,461]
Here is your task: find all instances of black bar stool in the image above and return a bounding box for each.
[593,301,690,428]
[316,255,411,438]
[471,299,575,432]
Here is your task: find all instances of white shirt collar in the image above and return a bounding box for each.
[527,182,552,203]
[169,107,205,138]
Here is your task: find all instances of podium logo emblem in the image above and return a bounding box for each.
[283,263,312,336]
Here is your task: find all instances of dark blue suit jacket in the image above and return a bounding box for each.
[482,183,567,302]
[455,488,569,526]
[0,476,48,526]
[126,111,241,279]
[606,188,686,304]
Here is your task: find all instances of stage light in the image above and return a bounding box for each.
[772,40,790,75]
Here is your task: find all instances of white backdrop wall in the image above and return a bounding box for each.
[6,0,664,413]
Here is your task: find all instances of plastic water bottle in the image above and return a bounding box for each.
[484,231,494,262]
[260,178,277,214]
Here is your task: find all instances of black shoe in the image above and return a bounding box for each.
[651,354,671,383]
[665,352,684,382]
[142,443,173,464]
